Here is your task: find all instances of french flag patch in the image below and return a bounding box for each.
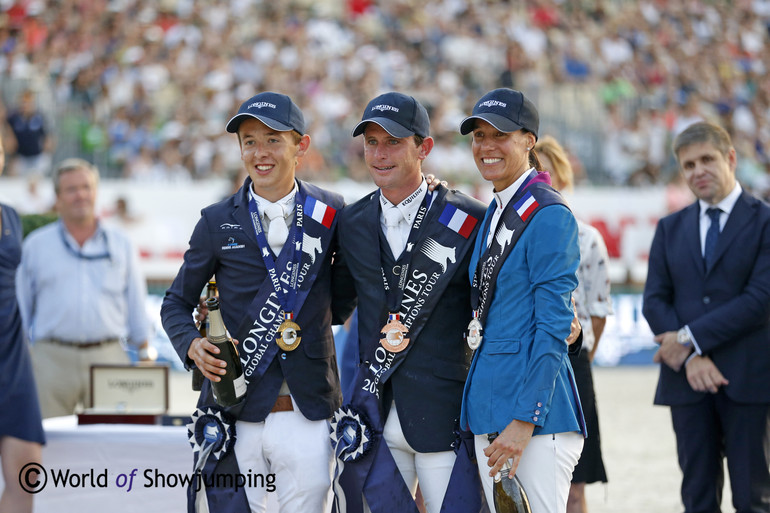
[305,197,336,228]
[439,204,478,239]
[514,191,539,222]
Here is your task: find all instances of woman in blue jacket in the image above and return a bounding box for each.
[458,89,585,513]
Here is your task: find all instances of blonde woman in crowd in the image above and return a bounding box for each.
[535,135,612,513]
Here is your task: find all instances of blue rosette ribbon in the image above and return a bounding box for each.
[187,407,237,474]
[329,405,373,462]
[329,405,375,513]
[185,407,250,513]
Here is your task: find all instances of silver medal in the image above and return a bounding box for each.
[466,318,483,350]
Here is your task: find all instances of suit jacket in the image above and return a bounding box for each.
[643,190,770,406]
[161,178,356,422]
[460,201,584,437]
[338,186,486,453]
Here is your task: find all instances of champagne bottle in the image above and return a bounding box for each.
[488,433,532,513]
[206,297,246,407]
[193,280,218,391]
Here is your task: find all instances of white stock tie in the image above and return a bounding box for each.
[263,203,289,256]
[384,206,404,258]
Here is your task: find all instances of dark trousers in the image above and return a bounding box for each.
[671,392,770,513]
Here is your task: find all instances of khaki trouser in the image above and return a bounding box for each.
[30,339,129,418]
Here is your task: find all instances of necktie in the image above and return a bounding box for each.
[263,202,289,256]
[704,207,722,269]
[384,206,404,258]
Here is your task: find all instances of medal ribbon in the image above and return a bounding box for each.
[379,189,434,314]
[247,192,304,317]
[201,185,335,419]
[333,189,484,513]
[470,171,539,323]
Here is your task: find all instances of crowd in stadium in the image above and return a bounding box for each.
[0,0,769,197]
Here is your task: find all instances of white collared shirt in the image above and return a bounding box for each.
[249,182,298,234]
[379,179,428,256]
[486,168,535,247]
[685,181,742,360]
[16,220,150,346]
[698,182,741,257]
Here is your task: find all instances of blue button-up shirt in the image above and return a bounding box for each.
[16,220,150,346]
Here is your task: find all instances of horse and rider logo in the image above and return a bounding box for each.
[495,223,515,255]
[420,238,456,272]
[302,233,323,263]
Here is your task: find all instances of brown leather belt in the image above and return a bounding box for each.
[43,338,120,349]
[271,395,293,413]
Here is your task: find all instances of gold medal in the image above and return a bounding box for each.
[277,312,302,351]
[380,313,409,353]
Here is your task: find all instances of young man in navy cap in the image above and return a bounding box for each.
[162,92,356,512]
[329,92,487,513]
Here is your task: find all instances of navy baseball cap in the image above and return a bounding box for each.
[226,92,305,135]
[459,88,539,139]
[352,92,430,138]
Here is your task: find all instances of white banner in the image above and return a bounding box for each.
[1,178,681,283]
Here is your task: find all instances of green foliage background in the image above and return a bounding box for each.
[20,213,59,238]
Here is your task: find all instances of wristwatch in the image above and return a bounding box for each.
[676,328,693,348]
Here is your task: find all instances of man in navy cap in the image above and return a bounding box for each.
[162,92,356,512]
[329,92,487,513]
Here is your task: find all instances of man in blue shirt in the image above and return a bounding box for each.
[17,158,153,418]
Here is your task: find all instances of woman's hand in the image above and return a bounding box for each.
[565,296,581,345]
[195,296,209,324]
[484,419,535,478]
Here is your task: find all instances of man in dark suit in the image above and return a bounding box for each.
[161,92,355,512]
[330,92,487,513]
[643,121,770,513]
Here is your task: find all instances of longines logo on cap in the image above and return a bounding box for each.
[479,100,506,108]
[372,104,399,113]
[248,102,277,110]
